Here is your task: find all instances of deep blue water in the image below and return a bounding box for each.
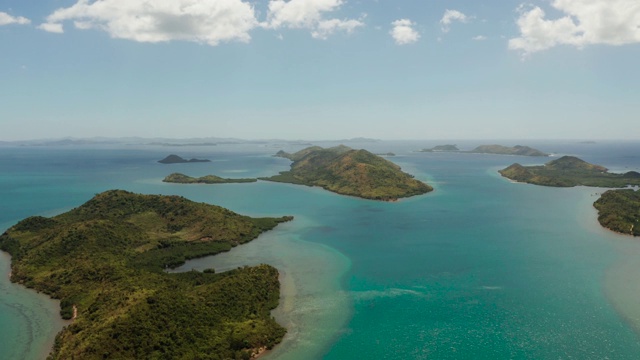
[1,140,640,359]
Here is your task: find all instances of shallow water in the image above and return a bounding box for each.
[2,141,640,359]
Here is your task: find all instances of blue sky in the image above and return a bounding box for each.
[1,0,639,141]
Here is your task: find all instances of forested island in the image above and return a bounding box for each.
[265,146,432,201]
[419,145,460,152]
[418,144,548,156]
[0,190,292,359]
[499,156,640,187]
[158,154,211,164]
[594,189,640,236]
[469,145,549,156]
[163,173,257,184]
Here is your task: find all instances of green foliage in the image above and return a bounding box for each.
[262,146,432,201]
[499,156,640,188]
[594,189,640,236]
[163,173,257,184]
[0,190,292,359]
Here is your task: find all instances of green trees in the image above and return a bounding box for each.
[0,190,291,359]
[594,189,640,236]
[264,146,433,201]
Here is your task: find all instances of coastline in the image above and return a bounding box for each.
[0,251,69,360]
[171,216,353,360]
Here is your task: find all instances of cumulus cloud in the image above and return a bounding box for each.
[39,0,258,45]
[0,12,31,26]
[390,19,419,45]
[440,9,468,33]
[38,22,64,33]
[264,0,364,39]
[473,35,487,41]
[509,0,640,56]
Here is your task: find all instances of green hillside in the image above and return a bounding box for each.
[264,146,432,201]
[499,156,640,187]
[163,172,257,184]
[594,189,640,236]
[0,190,292,359]
[470,145,549,156]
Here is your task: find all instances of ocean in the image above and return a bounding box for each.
[1,140,640,359]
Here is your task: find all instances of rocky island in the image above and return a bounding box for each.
[163,173,257,184]
[0,190,292,359]
[158,154,211,164]
[594,189,640,236]
[264,146,432,201]
[499,156,640,187]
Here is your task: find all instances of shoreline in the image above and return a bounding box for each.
[0,251,69,360]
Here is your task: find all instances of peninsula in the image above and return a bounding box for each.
[0,190,292,359]
[158,154,211,164]
[264,146,432,201]
[499,156,640,187]
[594,189,640,236]
[163,173,257,184]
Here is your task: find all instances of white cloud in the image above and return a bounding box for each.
[509,0,640,56]
[473,35,487,41]
[40,0,258,45]
[264,0,364,39]
[440,9,468,33]
[0,12,31,26]
[38,22,64,33]
[390,19,419,45]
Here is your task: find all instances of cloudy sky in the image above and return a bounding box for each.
[1,0,639,140]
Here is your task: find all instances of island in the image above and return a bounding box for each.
[163,173,257,184]
[158,154,211,164]
[469,145,549,156]
[594,189,640,236]
[263,146,432,201]
[0,190,292,359]
[499,156,640,187]
[417,144,548,156]
[419,145,460,152]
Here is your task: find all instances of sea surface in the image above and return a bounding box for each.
[2,140,640,359]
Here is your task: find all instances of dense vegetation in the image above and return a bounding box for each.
[499,156,640,187]
[594,189,640,236]
[264,146,432,201]
[163,173,257,184]
[0,190,292,359]
[469,145,549,156]
[158,154,211,164]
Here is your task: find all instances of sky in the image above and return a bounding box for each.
[1,0,639,141]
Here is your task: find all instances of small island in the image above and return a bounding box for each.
[0,190,292,359]
[594,189,640,236]
[417,144,548,156]
[264,146,432,201]
[163,173,257,184]
[419,145,460,152]
[158,154,211,164]
[499,156,640,187]
[469,145,549,157]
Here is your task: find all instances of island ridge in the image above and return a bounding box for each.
[264,146,432,201]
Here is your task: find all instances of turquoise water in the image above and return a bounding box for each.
[2,141,640,359]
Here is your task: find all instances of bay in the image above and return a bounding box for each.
[1,141,640,359]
